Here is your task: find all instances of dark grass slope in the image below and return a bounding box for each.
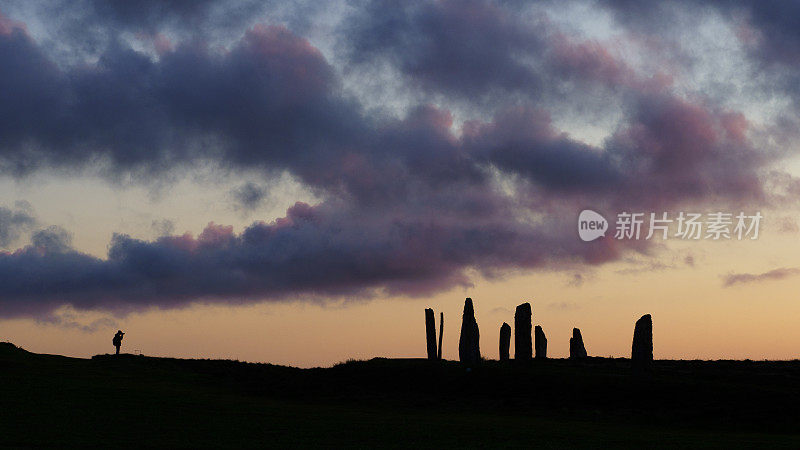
[1,342,800,448]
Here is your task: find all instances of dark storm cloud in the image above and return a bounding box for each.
[342,0,547,98]
[0,19,365,182]
[462,93,764,208]
[0,1,785,316]
[339,0,769,208]
[603,95,764,208]
[464,107,623,192]
[341,0,674,104]
[0,4,766,201]
[727,1,800,66]
[0,201,568,317]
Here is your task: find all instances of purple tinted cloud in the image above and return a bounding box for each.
[0,200,566,317]
[0,1,788,317]
[343,0,547,98]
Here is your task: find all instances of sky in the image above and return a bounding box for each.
[1,0,800,367]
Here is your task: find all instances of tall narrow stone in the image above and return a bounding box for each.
[535,325,547,359]
[458,298,481,366]
[425,308,437,360]
[569,328,587,359]
[499,322,511,361]
[437,312,444,360]
[514,302,532,361]
[631,314,653,367]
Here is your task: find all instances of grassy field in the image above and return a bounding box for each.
[1,342,799,448]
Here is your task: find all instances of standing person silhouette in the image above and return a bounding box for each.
[112,330,125,355]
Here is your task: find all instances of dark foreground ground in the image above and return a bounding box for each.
[2,343,800,448]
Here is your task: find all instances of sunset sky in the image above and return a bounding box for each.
[1,0,800,367]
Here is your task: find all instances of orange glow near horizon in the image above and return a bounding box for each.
[3,217,798,368]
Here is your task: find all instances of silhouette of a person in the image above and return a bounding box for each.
[112,330,125,355]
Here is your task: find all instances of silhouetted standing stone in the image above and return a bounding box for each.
[514,302,532,361]
[569,328,587,359]
[632,314,653,368]
[535,325,547,359]
[425,308,437,360]
[437,312,444,360]
[499,322,511,361]
[458,298,481,366]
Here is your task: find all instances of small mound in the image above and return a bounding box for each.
[0,342,34,363]
[0,342,28,354]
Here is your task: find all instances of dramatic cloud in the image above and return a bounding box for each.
[0,19,359,179]
[723,268,800,287]
[0,201,569,317]
[0,5,770,202]
[0,0,792,317]
[343,0,547,99]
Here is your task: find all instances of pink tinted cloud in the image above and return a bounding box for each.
[0,2,784,317]
[548,32,673,93]
[242,24,333,96]
[0,12,26,36]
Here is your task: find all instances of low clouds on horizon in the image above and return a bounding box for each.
[0,0,799,318]
[723,268,800,287]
